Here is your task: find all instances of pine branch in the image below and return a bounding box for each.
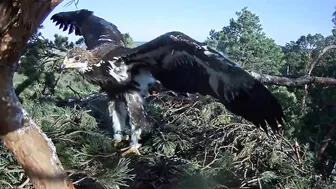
[15,71,43,96]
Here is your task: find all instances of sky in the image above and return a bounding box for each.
[41,0,336,46]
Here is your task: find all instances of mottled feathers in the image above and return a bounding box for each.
[120,31,286,134]
[51,10,286,135]
[50,9,125,50]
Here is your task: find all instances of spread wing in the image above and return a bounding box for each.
[50,9,125,50]
[122,31,285,134]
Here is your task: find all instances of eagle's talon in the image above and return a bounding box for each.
[121,144,142,156]
[124,135,130,141]
[113,134,130,147]
[113,140,122,147]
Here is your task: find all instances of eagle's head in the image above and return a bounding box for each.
[61,47,99,73]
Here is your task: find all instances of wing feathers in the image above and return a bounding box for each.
[51,9,124,50]
[50,9,92,36]
[123,31,285,134]
[221,80,285,134]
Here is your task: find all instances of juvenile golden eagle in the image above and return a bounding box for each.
[51,9,154,155]
[52,10,286,156]
[62,31,286,142]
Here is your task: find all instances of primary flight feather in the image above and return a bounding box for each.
[51,9,125,50]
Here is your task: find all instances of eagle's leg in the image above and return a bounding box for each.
[120,91,147,156]
[120,127,142,156]
[109,99,127,147]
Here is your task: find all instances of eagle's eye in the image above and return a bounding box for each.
[74,56,80,61]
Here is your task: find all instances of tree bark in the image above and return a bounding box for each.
[248,71,336,87]
[0,1,74,189]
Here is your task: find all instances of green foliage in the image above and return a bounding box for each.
[15,26,75,100]
[122,33,135,48]
[2,6,336,189]
[206,7,285,75]
[75,37,85,46]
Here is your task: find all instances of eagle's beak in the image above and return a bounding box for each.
[61,57,70,69]
[57,57,71,73]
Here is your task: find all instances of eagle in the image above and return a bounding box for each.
[51,9,156,155]
[52,10,286,156]
[61,32,286,152]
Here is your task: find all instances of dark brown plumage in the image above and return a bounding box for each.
[122,31,286,134]
[62,31,286,134]
[51,9,125,50]
[51,9,149,156]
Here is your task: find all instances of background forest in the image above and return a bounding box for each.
[1,7,336,189]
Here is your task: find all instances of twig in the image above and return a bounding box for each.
[67,85,83,99]
[18,177,30,188]
[66,169,89,177]
[294,141,301,165]
[72,176,88,185]
[257,177,262,189]
[201,143,226,170]
[72,149,117,158]
[240,177,261,188]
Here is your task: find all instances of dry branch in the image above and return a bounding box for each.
[307,45,336,76]
[318,126,336,161]
[300,44,336,106]
[249,45,336,88]
[0,1,74,189]
[249,71,336,87]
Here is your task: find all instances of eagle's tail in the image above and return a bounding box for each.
[50,9,93,35]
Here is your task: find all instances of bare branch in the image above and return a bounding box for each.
[249,71,336,87]
[307,45,336,75]
[302,45,336,106]
[318,126,336,161]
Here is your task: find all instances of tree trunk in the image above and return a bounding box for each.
[0,1,74,189]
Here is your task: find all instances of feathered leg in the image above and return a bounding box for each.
[120,91,148,156]
[109,96,128,147]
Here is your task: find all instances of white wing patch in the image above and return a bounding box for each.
[98,38,113,42]
[133,69,157,96]
[107,59,131,83]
